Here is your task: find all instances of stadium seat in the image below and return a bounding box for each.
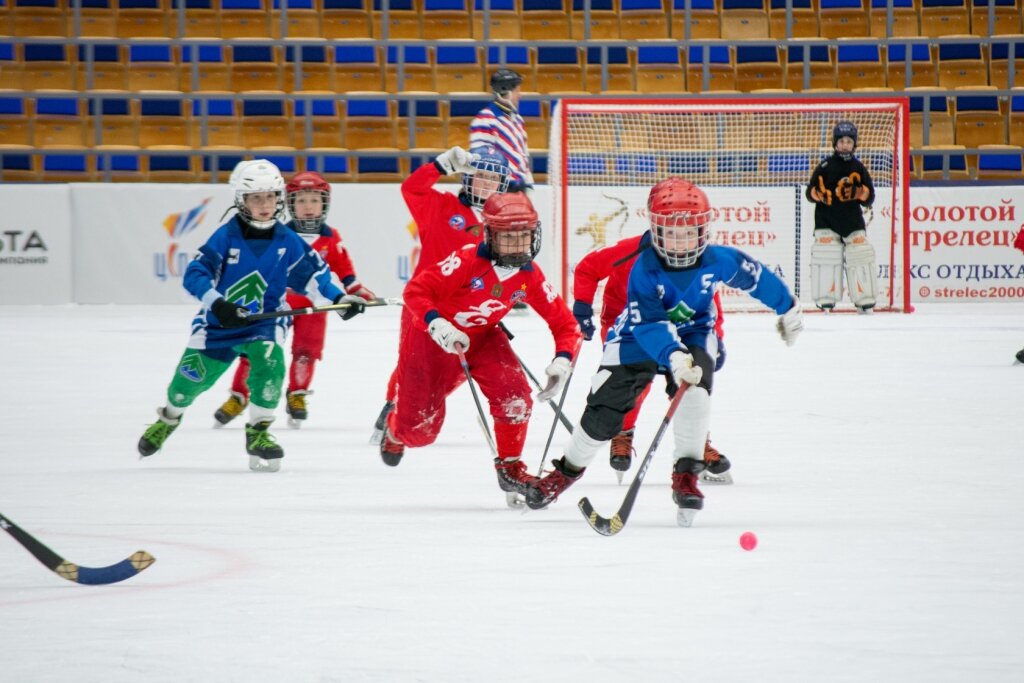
[970,0,1022,35]
[41,148,97,182]
[22,42,76,90]
[201,147,247,181]
[231,44,283,92]
[585,45,635,93]
[77,44,127,91]
[445,96,490,147]
[34,93,88,147]
[486,45,536,91]
[620,0,669,40]
[435,45,485,93]
[221,0,272,38]
[868,0,918,37]
[334,44,384,91]
[473,0,522,39]
[139,97,191,147]
[954,95,1006,148]
[535,46,585,93]
[920,145,969,179]
[191,96,241,146]
[518,98,548,151]
[344,97,397,148]
[144,146,200,182]
[171,0,222,37]
[116,0,170,39]
[241,95,292,148]
[0,42,20,90]
[768,0,818,39]
[95,145,145,182]
[572,0,620,39]
[292,96,342,148]
[819,0,869,38]
[127,43,180,91]
[321,0,372,39]
[1010,91,1024,145]
[385,45,435,92]
[975,144,1024,178]
[252,146,301,174]
[786,42,836,91]
[734,44,784,92]
[671,0,720,39]
[397,99,447,150]
[937,40,987,89]
[765,152,814,183]
[0,144,38,182]
[687,44,734,92]
[355,151,408,181]
[885,43,937,88]
[988,38,1024,89]
[636,44,685,93]
[89,95,138,146]
[303,148,351,182]
[283,44,332,92]
[0,94,31,146]
[373,0,421,38]
[271,0,321,38]
[180,44,230,91]
[11,0,67,37]
[530,149,548,183]
[836,42,886,89]
[422,0,472,39]
[720,0,769,40]
[79,0,118,37]
[920,0,970,37]
[521,0,572,41]
[908,91,954,145]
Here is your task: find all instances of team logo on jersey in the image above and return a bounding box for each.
[223,272,268,314]
[178,352,207,383]
[510,285,527,304]
[491,283,504,297]
[666,300,697,325]
[449,214,466,230]
[470,277,484,291]
[154,197,212,281]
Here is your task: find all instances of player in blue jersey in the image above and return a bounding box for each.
[525,177,805,526]
[137,160,368,472]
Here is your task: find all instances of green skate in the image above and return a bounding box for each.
[245,420,284,472]
[138,408,181,457]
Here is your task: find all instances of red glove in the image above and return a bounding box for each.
[1013,227,1024,254]
[346,282,376,301]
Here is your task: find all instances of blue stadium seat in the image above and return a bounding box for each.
[322,0,372,39]
[231,44,283,92]
[271,0,321,38]
[819,0,869,38]
[620,0,668,40]
[786,43,835,91]
[180,44,229,92]
[572,0,619,39]
[1010,93,1024,146]
[79,0,117,37]
[306,149,353,183]
[672,0,720,39]
[128,43,179,91]
[720,0,769,40]
[23,41,75,90]
[0,94,31,145]
[221,0,272,38]
[447,96,491,147]
[937,40,987,89]
[423,0,472,39]
[0,146,38,182]
[687,44,734,93]
[42,149,96,182]
[96,146,144,182]
[397,99,447,150]
[436,45,485,93]
[34,94,87,147]
[837,43,886,89]
[735,44,784,92]
[920,0,969,37]
[293,96,343,148]
[988,38,1024,88]
[921,146,969,179]
[970,0,1021,36]
[192,96,240,146]
[768,0,817,39]
[117,0,169,39]
[345,98,397,149]
[535,46,584,92]
[334,44,383,91]
[284,44,331,92]
[954,95,1006,148]
[473,0,522,39]
[203,150,247,181]
[140,98,191,148]
[385,44,434,92]
[869,0,918,37]
[373,0,421,39]
[78,43,126,90]
[89,95,137,146]
[486,45,535,91]
[887,42,936,87]
[521,0,571,41]
[909,94,954,146]
[241,97,292,148]
[585,45,634,93]
[145,150,198,182]
[976,145,1024,178]
[355,152,407,181]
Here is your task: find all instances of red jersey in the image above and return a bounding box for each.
[574,234,726,338]
[401,162,483,277]
[289,224,361,307]
[405,243,582,358]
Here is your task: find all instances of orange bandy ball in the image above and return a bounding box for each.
[739,531,758,551]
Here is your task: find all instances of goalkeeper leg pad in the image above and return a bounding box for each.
[810,230,844,310]
[844,231,878,311]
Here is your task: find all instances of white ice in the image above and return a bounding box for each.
[0,303,1021,683]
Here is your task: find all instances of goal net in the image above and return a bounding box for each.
[548,97,911,313]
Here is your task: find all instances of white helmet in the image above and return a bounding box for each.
[232,159,285,229]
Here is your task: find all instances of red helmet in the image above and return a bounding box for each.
[286,171,331,233]
[482,192,541,268]
[647,177,713,268]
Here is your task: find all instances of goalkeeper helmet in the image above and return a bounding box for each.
[483,192,541,268]
[285,171,331,234]
[461,146,512,209]
[647,177,713,268]
[832,121,858,160]
[232,159,285,229]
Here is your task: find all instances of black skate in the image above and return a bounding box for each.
[672,458,705,527]
[1016,348,1024,364]
[699,438,733,485]
[245,420,284,472]
[379,428,404,467]
[495,457,537,509]
[609,429,635,484]
[525,457,585,510]
[138,408,181,457]
[370,400,395,445]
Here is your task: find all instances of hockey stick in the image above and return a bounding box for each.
[454,343,497,456]
[245,297,403,322]
[577,384,688,537]
[0,512,155,585]
[498,323,574,434]
[536,355,579,476]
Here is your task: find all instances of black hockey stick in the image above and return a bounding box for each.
[536,354,579,475]
[455,343,497,456]
[498,323,574,434]
[0,512,155,585]
[245,297,403,322]
[577,384,688,536]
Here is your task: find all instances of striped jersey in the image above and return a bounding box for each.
[469,101,533,188]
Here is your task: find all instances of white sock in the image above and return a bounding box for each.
[671,387,711,461]
[563,427,606,470]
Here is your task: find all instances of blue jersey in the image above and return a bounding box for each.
[182,216,344,349]
[603,244,795,368]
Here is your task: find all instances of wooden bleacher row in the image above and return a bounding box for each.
[2,38,1023,93]
[1,0,1022,41]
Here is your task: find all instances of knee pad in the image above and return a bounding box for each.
[810,230,844,310]
[843,231,878,310]
[671,386,711,461]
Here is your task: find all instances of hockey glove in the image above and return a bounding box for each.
[436,146,479,176]
[572,301,596,341]
[715,338,726,372]
[776,301,804,346]
[427,317,470,354]
[836,176,856,202]
[669,350,703,387]
[333,294,367,321]
[536,356,572,401]
[810,175,832,205]
[211,298,250,328]
[346,281,376,301]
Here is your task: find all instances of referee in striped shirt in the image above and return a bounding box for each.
[470,69,535,197]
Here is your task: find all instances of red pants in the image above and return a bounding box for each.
[230,291,329,397]
[387,323,532,458]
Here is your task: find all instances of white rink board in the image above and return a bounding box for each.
[0,185,72,304]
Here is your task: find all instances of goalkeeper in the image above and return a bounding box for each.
[806,121,877,312]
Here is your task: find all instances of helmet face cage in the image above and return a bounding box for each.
[832,121,859,161]
[232,160,285,229]
[486,222,542,268]
[649,209,713,268]
[286,189,329,234]
[461,152,512,208]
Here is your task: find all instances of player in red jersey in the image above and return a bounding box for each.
[213,171,375,428]
[370,145,513,443]
[573,232,733,484]
[379,192,582,504]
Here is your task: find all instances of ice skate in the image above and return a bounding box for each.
[525,457,585,510]
[285,390,308,429]
[609,429,635,484]
[245,420,283,472]
[672,458,705,527]
[1016,348,1024,364]
[379,427,404,467]
[369,400,394,445]
[699,438,733,485]
[494,457,537,509]
[138,408,181,457]
[214,392,248,427]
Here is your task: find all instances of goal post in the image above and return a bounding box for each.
[548,97,912,313]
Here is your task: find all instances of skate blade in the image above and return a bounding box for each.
[369,427,385,445]
[287,417,303,429]
[248,456,281,473]
[213,421,226,429]
[615,470,625,485]
[506,491,526,510]
[676,508,698,527]
[699,470,734,485]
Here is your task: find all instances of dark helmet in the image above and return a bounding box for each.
[832,121,858,160]
[490,68,523,97]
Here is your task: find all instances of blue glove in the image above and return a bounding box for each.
[715,338,726,372]
[572,301,596,341]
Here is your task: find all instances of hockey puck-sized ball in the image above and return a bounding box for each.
[739,531,758,551]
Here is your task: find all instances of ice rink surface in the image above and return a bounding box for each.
[1,302,1021,682]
